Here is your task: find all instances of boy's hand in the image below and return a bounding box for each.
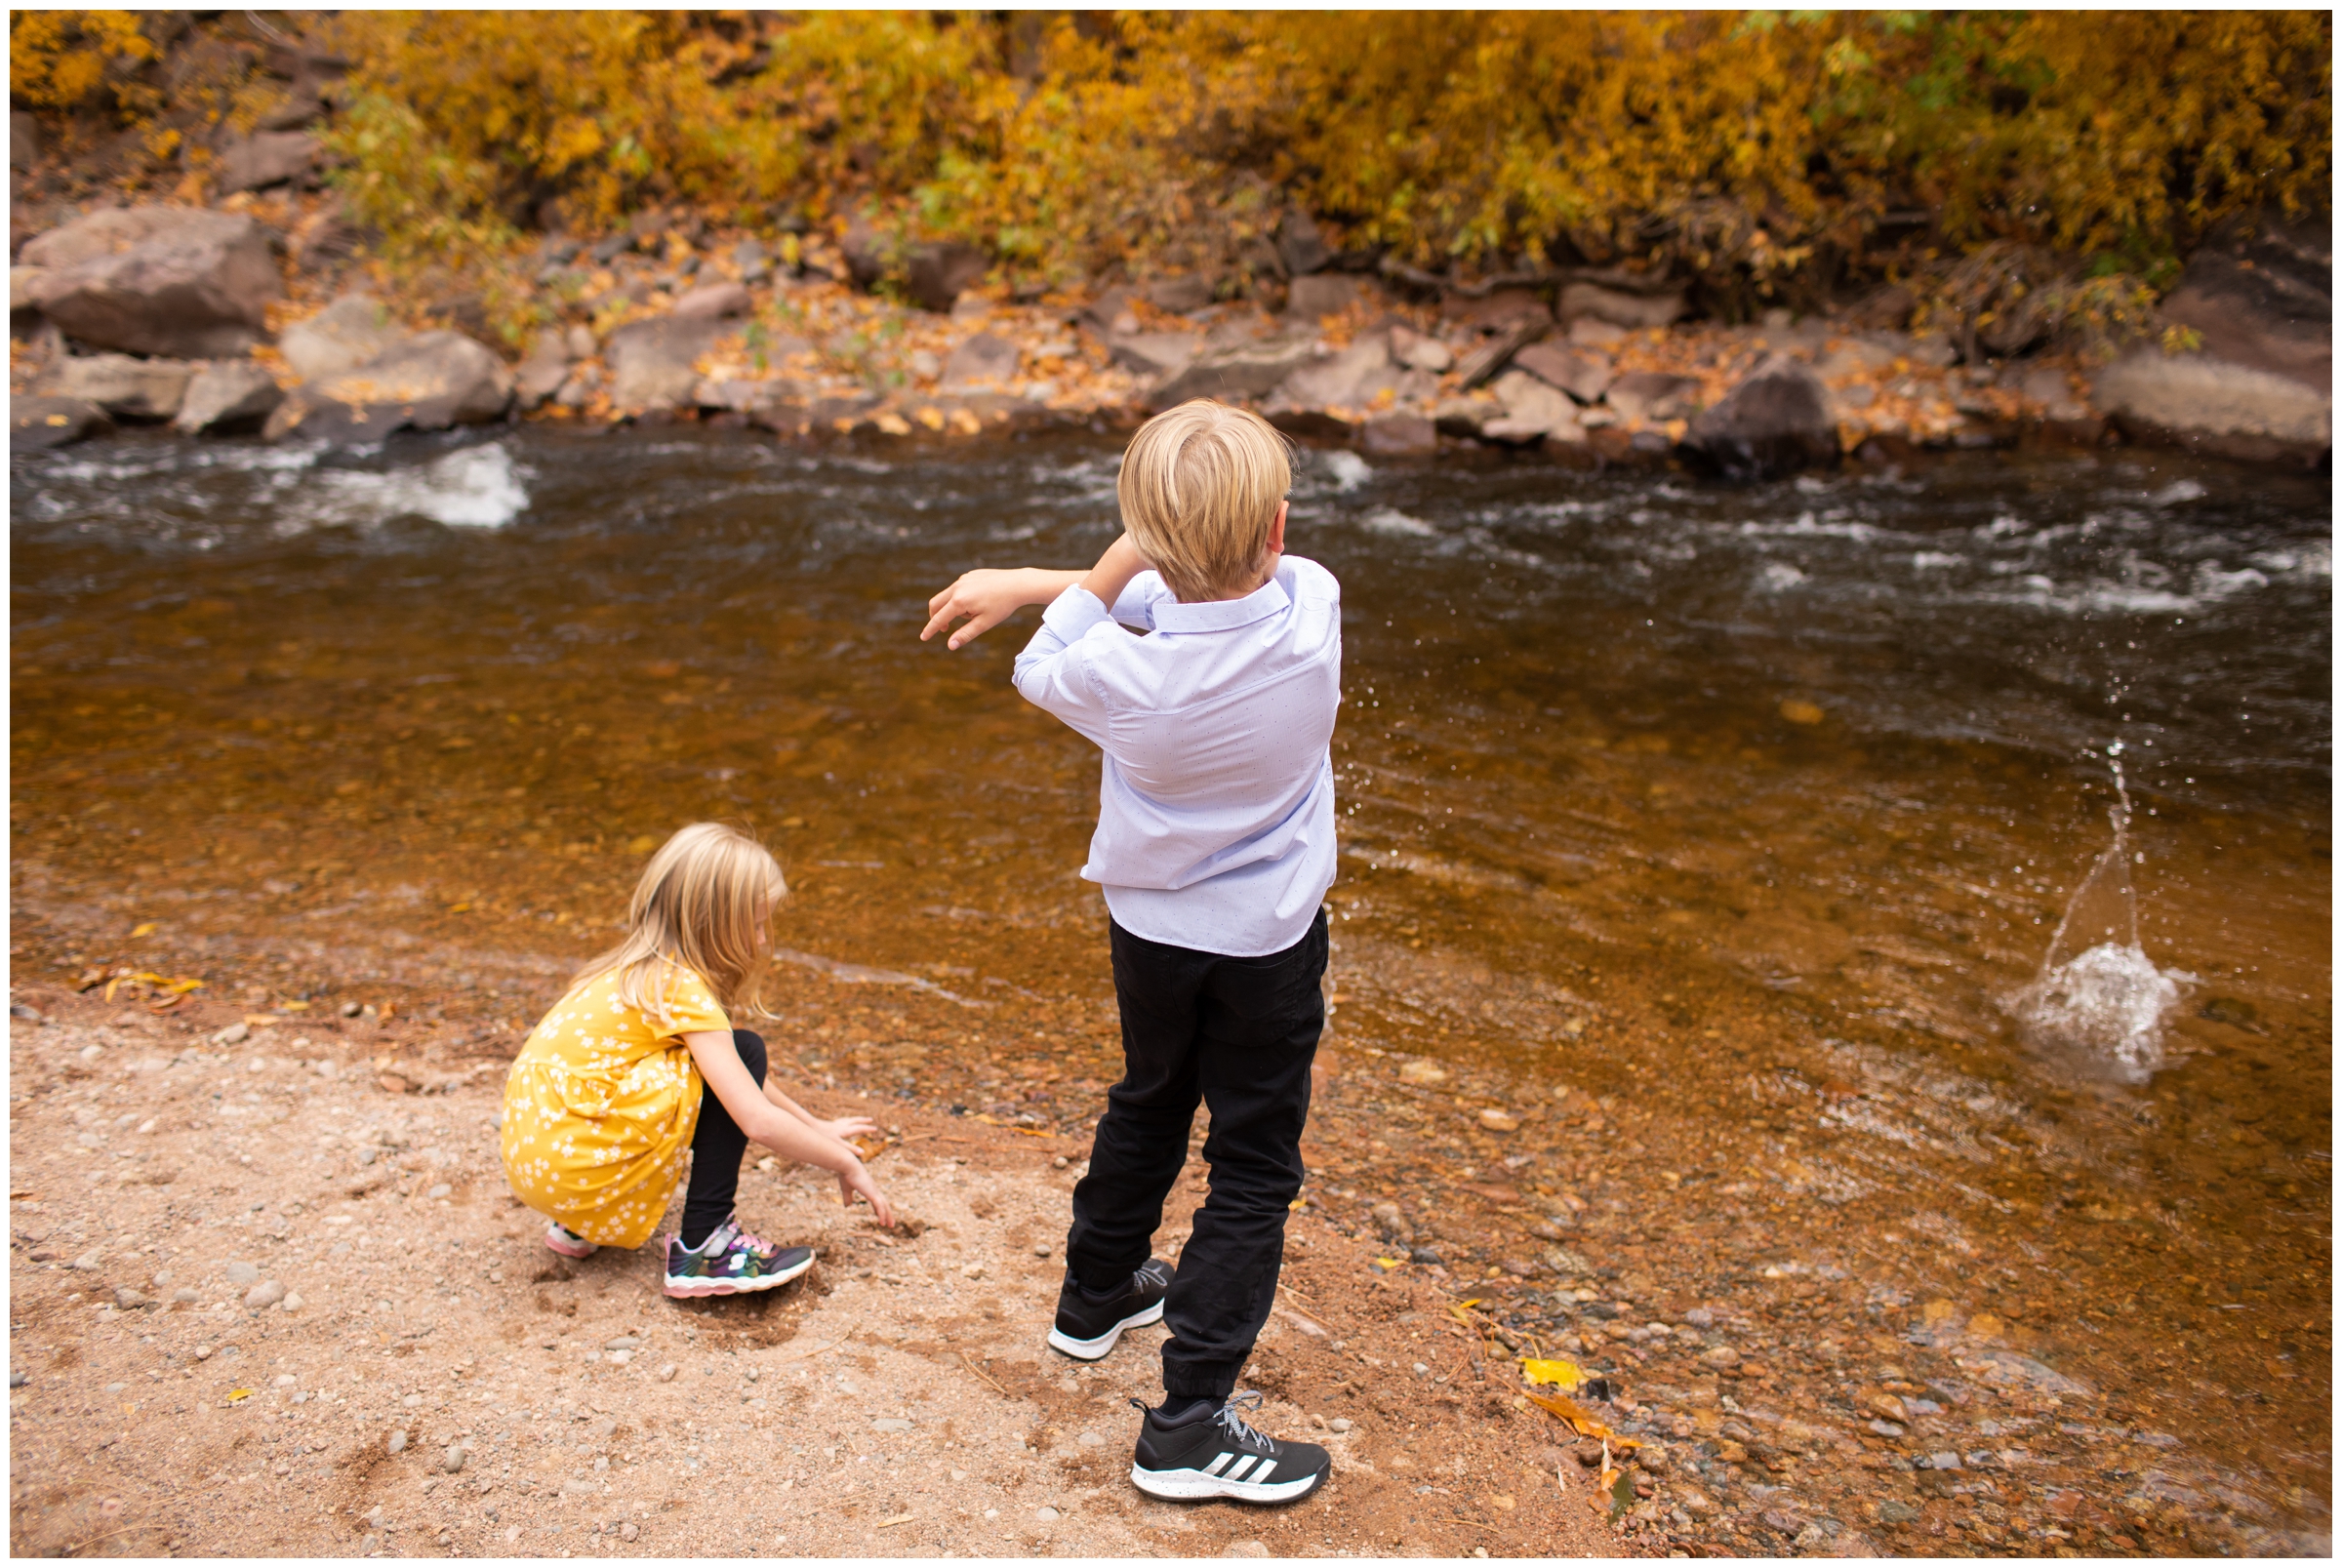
[837,1158,896,1227]
[923,568,1042,650]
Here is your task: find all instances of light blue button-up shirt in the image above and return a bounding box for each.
[1012,554,1342,957]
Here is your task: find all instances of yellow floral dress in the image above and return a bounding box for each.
[501,965,729,1249]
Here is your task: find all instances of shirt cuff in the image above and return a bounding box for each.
[1041,583,1113,642]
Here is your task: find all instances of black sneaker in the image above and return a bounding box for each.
[1046,1258,1171,1360]
[1130,1391,1330,1504]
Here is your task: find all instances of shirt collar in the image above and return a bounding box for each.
[1150,574,1291,634]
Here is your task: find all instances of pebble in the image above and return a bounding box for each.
[1223,1543,1270,1558]
[620,1523,638,1543]
[445,1445,467,1474]
[1927,1451,1961,1470]
[950,1469,968,1482]
[71,1248,103,1271]
[274,1374,296,1388]
[1034,1508,1060,1522]
[213,1023,250,1046]
[280,1292,304,1312]
[604,1336,640,1351]
[1477,1107,1521,1133]
[1031,1242,1052,1257]
[1329,1418,1353,1433]
[7,1372,24,1388]
[386,1430,409,1455]
[224,1261,260,1287]
[872,1418,912,1432]
[655,1364,678,1384]
[244,1280,285,1309]
[607,1349,630,1365]
[1076,1431,1104,1447]
[960,1263,984,1278]
[112,1286,151,1310]
[426,1184,452,1199]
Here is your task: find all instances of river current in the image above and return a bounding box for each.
[11,426,2330,1544]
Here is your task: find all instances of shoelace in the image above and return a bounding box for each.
[1215,1390,1270,1450]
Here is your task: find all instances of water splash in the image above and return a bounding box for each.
[2009,744,2191,1082]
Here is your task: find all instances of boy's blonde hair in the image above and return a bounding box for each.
[574,822,786,1028]
[1116,398,1292,602]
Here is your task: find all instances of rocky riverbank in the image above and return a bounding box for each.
[9,182,2332,475]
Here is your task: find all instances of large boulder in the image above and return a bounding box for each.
[264,331,512,441]
[2092,350,2329,467]
[215,132,320,195]
[2159,211,2330,390]
[670,281,751,321]
[1683,352,1837,479]
[1267,335,1399,416]
[1559,281,1686,331]
[941,332,1020,393]
[1513,342,1612,404]
[1146,333,1322,410]
[36,352,197,420]
[1605,371,1702,422]
[11,396,112,451]
[514,330,574,411]
[604,316,730,413]
[1108,331,1202,380]
[279,295,405,382]
[1481,370,1581,444]
[174,362,285,435]
[19,207,280,358]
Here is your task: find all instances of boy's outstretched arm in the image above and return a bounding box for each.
[922,535,1151,650]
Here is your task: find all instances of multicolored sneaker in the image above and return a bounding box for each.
[662,1216,815,1298]
[544,1223,597,1260]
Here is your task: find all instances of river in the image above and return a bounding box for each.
[11,425,2329,1551]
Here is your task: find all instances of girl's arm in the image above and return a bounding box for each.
[763,1079,877,1145]
[683,1031,893,1226]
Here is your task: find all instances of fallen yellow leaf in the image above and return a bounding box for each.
[1374,1256,1408,1271]
[129,922,158,938]
[226,1387,252,1402]
[1523,1387,1639,1449]
[1521,1357,1587,1391]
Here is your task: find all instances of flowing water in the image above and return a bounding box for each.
[11,427,2330,1547]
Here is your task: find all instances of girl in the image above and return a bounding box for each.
[502,822,893,1297]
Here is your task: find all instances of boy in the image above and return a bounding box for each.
[920,399,1339,1505]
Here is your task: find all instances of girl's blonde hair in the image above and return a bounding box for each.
[573,822,786,1028]
[1116,398,1292,602]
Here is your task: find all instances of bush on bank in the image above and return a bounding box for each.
[11,10,2332,326]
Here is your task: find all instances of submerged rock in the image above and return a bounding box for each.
[19,206,280,358]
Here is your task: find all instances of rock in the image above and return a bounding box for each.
[1477,1107,1522,1133]
[1270,335,1397,416]
[2013,366,2083,420]
[11,109,40,170]
[21,207,281,358]
[1678,1485,1717,1518]
[171,1288,200,1305]
[1567,317,1629,348]
[1559,281,1686,330]
[905,241,989,313]
[1286,273,1368,320]
[38,353,196,420]
[620,1522,639,1543]
[1514,342,1612,404]
[112,1286,152,1310]
[278,296,405,382]
[1145,275,1214,313]
[656,1364,678,1384]
[1359,413,1436,456]
[1848,284,1918,331]
[245,1280,286,1309]
[671,281,751,321]
[1605,371,1702,422]
[1223,1542,1271,1558]
[1148,333,1322,410]
[1453,319,1548,390]
[872,1417,912,1432]
[9,1001,42,1023]
[280,1292,304,1312]
[386,1429,409,1455]
[1683,352,1837,479]
[603,316,730,414]
[212,1021,252,1046]
[942,332,1019,392]
[444,1444,467,1474]
[1109,331,1202,380]
[1389,324,1453,373]
[2161,212,2330,389]
[268,331,513,440]
[1480,370,1579,444]
[1398,1060,1449,1084]
[2092,349,2329,466]
[515,332,572,410]
[1328,1417,1353,1433]
[1277,211,1333,277]
[10,396,111,451]
[175,361,284,435]
[1033,1508,1061,1523]
[215,132,320,194]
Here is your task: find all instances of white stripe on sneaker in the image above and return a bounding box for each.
[1225,1456,1258,1481]
[1203,1451,1235,1476]
[1249,1461,1277,1483]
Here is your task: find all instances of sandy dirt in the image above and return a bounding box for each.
[6,985,1633,1560]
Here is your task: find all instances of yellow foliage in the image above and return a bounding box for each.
[10,10,157,113]
[292,11,2329,298]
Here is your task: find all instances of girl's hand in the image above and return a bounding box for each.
[821,1114,879,1143]
[837,1159,895,1227]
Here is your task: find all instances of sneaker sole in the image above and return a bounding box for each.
[544,1234,597,1260]
[663,1250,817,1299]
[1128,1462,1327,1505]
[1046,1300,1165,1361]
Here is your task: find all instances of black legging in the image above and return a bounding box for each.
[681,1029,767,1249]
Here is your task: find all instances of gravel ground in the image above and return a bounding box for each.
[7,992,1629,1559]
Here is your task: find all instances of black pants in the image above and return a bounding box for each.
[1067,910,1327,1400]
[682,1029,767,1248]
